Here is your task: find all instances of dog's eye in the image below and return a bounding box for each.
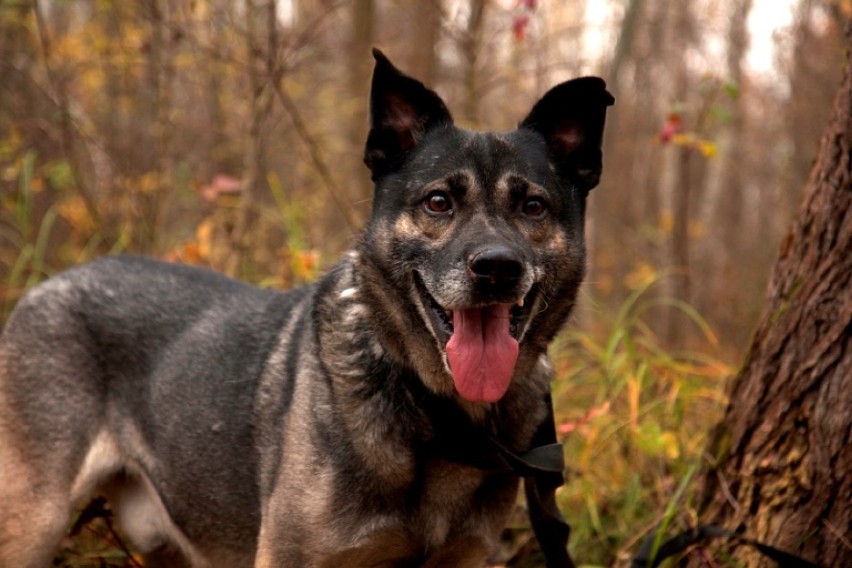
[424,192,452,215]
[522,198,547,218]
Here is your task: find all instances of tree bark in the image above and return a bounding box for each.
[347,0,374,203]
[462,0,487,127]
[698,0,754,350]
[412,0,441,87]
[664,0,695,347]
[696,22,851,568]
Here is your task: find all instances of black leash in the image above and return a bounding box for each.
[631,523,822,568]
[485,393,575,568]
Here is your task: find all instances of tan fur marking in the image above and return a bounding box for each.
[546,228,569,252]
[0,361,68,564]
[104,471,208,566]
[493,172,516,205]
[70,429,122,502]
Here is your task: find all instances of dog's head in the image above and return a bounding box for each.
[356,50,613,405]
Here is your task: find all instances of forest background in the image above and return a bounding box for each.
[0,0,849,566]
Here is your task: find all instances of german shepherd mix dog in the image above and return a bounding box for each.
[0,51,612,567]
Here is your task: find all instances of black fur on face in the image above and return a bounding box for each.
[355,49,613,403]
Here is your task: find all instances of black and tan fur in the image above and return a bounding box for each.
[0,51,613,567]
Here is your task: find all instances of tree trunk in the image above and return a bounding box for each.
[696,22,851,568]
[699,0,753,350]
[411,0,441,87]
[664,1,695,347]
[462,0,487,127]
[347,0,374,203]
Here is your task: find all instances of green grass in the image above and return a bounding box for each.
[552,279,730,566]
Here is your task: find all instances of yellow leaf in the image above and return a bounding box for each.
[291,249,320,281]
[671,133,695,147]
[196,219,214,260]
[698,140,718,158]
[625,262,657,290]
[82,67,104,92]
[661,431,680,460]
[58,196,96,233]
[627,375,640,431]
[139,172,159,194]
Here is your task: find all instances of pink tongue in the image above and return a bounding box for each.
[446,304,519,403]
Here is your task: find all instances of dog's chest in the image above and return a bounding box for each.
[328,461,516,567]
[416,460,490,541]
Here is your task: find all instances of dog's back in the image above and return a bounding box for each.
[0,256,310,566]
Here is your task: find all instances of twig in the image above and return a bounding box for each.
[272,81,360,233]
[101,514,144,568]
[31,0,104,238]
[822,519,852,552]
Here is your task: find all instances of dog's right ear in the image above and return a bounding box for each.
[520,77,614,192]
[364,49,453,179]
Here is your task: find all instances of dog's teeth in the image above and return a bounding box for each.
[516,298,524,307]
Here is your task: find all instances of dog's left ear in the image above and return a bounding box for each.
[520,77,614,192]
[364,49,453,179]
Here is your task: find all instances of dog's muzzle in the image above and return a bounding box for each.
[413,244,541,403]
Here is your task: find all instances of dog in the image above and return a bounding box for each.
[0,50,612,567]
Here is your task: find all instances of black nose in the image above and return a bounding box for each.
[468,245,524,288]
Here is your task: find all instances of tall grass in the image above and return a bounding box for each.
[2,151,58,319]
[552,278,731,566]
[1,152,117,320]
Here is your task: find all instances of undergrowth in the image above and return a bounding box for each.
[551,279,731,567]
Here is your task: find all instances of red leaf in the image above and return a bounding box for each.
[512,14,530,42]
[659,113,683,143]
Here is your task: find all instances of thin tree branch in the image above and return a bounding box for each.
[31,0,105,238]
[272,81,360,233]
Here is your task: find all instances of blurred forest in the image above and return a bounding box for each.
[1,0,849,566]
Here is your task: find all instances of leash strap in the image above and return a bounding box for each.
[489,394,576,568]
[631,523,822,568]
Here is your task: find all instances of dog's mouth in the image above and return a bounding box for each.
[414,276,538,344]
[413,273,539,404]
